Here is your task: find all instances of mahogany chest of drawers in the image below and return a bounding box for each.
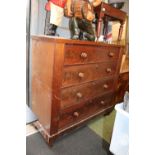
[31,36,124,145]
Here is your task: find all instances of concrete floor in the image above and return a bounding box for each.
[26,110,116,143]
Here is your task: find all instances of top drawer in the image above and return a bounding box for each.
[64,44,120,65]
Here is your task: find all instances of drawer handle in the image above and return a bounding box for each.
[106,68,112,73]
[103,84,109,89]
[76,92,83,98]
[100,100,105,105]
[78,72,84,78]
[102,8,106,12]
[108,52,114,57]
[81,52,88,58]
[73,112,79,117]
[92,81,96,86]
[95,64,99,69]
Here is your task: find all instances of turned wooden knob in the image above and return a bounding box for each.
[92,82,96,86]
[100,100,105,105]
[103,84,108,89]
[73,112,79,117]
[76,92,82,98]
[102,8,106,12]
[95,64,99,69]
[81,52,88,58]
[78,72,84,78]
[106,68,112,73]
[108,52,114,57]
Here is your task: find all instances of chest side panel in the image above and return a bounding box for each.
[31,39,55,134]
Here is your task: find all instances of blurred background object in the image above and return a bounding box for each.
[108,0,125,9]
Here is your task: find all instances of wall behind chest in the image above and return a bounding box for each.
[28,0,71,105]
[30,0,70,38]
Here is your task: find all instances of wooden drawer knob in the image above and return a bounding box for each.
[103,84,108,89]
[95,64,99,69]
[78,72,84,78]
[108,52,114,57]
[102,8,106,12]
[92,82,96,86]
[73,112,79,117]
[106,68,112,73]
[81,52,88,58]
[76,92,82,98]
[100,100,105,105]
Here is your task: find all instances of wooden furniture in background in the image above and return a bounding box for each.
[115,71,129,103]
[31,36,124,145]
[116,42,129,103]
[94,2,127,41]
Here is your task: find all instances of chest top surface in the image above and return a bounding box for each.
[31,35,124,47]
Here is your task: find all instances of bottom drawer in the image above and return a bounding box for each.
[59,93,114,129]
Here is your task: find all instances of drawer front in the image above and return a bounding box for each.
[59,93,114,129]
[64,44,120,65]
[62,62,117,87]
[61,78,115,109]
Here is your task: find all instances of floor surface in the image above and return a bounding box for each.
[27,126,113,155]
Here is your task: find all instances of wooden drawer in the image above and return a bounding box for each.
[64,44,120,65]
[61,78,115,109]
[59,93,114,129]
[31,36,124,145]
[62,62,118,87]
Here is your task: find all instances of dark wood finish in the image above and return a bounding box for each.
[59,92,114,129]
[64,44,120,65]
[34,104,114,146]
[61,78,115,109]
[115,72,129,103]
[31,36,124,146]
[60,91,114,115]
[63,61,117,87]
[94,2,127,41]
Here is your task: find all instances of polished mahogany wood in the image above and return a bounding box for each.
[31,36,124,146]
[62,62,118,87]
[94,2,127,41]
[61,78,115,109]
[64,44,120,65]
[60,91,114,115]
[115,72,129,103]
[59,92,114,129]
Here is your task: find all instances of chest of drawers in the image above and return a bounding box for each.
[31,36,124,145]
